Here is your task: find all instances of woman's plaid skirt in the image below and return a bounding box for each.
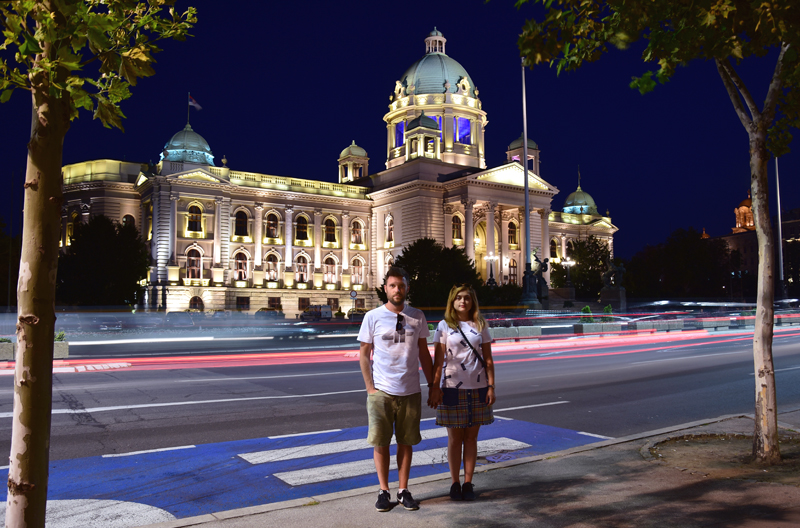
[436,387,494,428]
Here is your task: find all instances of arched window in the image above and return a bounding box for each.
[550,239,559,259]
[122,214,135,228]
[324,257,336,283]
[452,216,462,240]
[234,253,248,281]
[188,206,202,232]
[352,259,363,285]
[296,217,308,240]
[566,240,575,258]
[235,211,248,237]
[189,296,204,311]
[324,219,336,243]
[265,254,278,281]
[386,218,394,243]
[296,256,308,283]
[508,222,517,245]
[509,259,518,285]
[351,221,363,245]
[187,249,201,279]
[266,213,278,238]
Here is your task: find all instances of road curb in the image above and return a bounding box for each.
[137,413,758,528]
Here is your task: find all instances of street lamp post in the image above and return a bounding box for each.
[484,252,499,288]
[563,257,576,287]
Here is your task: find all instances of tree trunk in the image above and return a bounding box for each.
[5,88,69,526]
[749,130,781,465]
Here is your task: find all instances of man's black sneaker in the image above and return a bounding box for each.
[397,489,420,510]
[462,482,476,501]
[449,482,462,501]
[375,490,391,512]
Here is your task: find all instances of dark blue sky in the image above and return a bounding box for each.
[1,0,797,259]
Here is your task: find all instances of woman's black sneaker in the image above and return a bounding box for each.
[449,482,462,501]
[375,489,391,512]
[462,482,476,501]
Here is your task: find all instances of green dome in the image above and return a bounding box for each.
[340,140,367,159]
[508,134,538,151]
[429,27,443,37]
[160,124,214,166]
[397,31,477,98]
[407,111,439,131]
[563,185,598,215]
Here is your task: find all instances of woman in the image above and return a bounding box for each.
[431,284,496,501]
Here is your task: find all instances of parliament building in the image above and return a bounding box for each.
[60,29,618,316]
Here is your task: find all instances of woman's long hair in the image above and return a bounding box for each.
[444,284,487,331]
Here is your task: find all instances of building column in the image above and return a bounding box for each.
[443,204,453,247]
[561,234,567,260]
[169,193,178,265]
[253,203,263,267]
[541,208,551,284]
[500,211,510,282]
[486,202,497,257]
[213,197,222,264]
[462,199,475,263]
[342,212,350,270]
[284,207,294,268]
[313,209,322,270]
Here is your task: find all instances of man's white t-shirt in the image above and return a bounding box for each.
[357,304,429,396]
[433,319,491,390]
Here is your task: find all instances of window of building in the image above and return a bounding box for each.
[296,256,308,283]
[187,249,201,279]
[266,213,278,238]
[352,259,363,285]
[355,298,365,310]
[351,221,363,245]
[234,253,248,281]
[298,297,310,311]
[268,297,281,309]
[324,257,336,283]
[454,117,471,144]
[395,121,405,147]
[122,214,135,228]
[386,218,394,243]
[452,216,462,240]
[235,211,248,237]
[296,216,308,240]
[508,222,517,245]
[265,254,278,281]
[509,259,518,285]
[324,219,336,243]
[566,240,574,257]
[550,239,559,259]
[188,205,202,232]
[189,296,204,310]
[236,297,250,311]
[327,298,339,311]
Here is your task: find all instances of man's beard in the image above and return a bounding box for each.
[388,293,405,307]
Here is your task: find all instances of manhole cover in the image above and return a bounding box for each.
[486,453,516,463]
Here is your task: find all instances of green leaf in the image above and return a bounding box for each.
[19,32,42,55]
[0,89,13,103]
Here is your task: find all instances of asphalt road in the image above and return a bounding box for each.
[1,327,799,462]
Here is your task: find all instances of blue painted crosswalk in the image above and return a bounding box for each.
[0,419,601,525]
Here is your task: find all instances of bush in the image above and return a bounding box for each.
[55,331,66,342]
[602,304,613,322]
[0,338,11,343]
[581,305,594,323]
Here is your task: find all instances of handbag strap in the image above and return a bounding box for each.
[456,324,487,371]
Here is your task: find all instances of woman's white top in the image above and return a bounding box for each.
[433,319,491,390]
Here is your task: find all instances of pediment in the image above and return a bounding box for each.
[472,163,557,194]
[173,170,228,184]
[135,173,149,187]
[590,219,617,229]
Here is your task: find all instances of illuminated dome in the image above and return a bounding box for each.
[340,140,367,159]
[563,185,598,215]
[160,124,215,166]
[739,197,752,208]
[395,29,478,98]
[508,134,538,151]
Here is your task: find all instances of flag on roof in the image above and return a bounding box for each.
[188,95,202,111]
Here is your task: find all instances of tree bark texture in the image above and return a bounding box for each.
[5,76,69,528]
[749,132,781,465]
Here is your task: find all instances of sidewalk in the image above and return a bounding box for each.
[142,409,800,528]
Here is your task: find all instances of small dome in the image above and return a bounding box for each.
[508,134,538,151]
[429,27,443,37]
[396,31,477,98]
[340,140,367,159]
[563,185,598,215]
[407,111,439,131]
[738,197,752,208]
[160,124,214,166]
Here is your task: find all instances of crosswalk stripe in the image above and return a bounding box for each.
[272,437,531,486]
[240,428,448,464]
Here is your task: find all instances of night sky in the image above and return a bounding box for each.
[0,0,797,259]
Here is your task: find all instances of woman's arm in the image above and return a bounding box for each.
[482,342,496,406]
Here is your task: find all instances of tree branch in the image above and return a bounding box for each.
[715,58,754,130]
[762,42,789,125]
[719,58,760,120]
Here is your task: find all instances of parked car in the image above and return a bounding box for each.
[299,305,333,322]
[255,308,283,320]
[165,312,194,328]
[347,308,367,322]
[57,313,82,331]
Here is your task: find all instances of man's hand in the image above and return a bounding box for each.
[427,386,442,409]
[367,387,379,395]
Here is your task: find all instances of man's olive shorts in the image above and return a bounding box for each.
[366,390,422,447]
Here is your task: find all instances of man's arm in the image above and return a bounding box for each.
[359,341,377,394]
[418,337,441,408]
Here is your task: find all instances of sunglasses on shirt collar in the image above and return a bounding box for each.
[396,313,404,332]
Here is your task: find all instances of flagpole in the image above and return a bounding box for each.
[187,92,191,125]
[776,157,786,300]
[520,57,539,309]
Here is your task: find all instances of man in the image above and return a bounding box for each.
[358,267,440,512]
